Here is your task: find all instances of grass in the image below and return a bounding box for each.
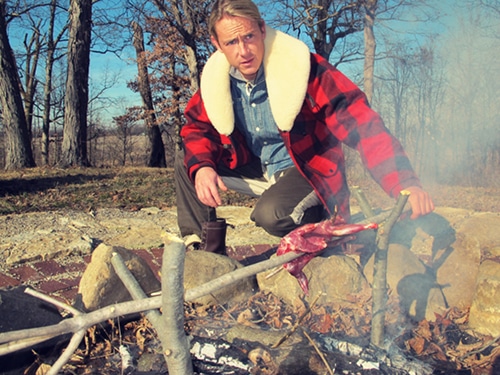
[0,167,257,215]
[1,165,498,216]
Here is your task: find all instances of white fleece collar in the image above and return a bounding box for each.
[200,27,311,135]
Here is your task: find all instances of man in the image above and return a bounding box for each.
[175,0,434,254]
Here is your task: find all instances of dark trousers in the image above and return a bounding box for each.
[174,149,325,238]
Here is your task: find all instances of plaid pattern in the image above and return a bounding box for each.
[181,53,421,220]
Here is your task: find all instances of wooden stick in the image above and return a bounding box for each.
[0,251,299,351]
[160,233,194,375]
[370,191,409,348]
[0,210,396,357]
[47,329,86,375]
[23,288,86,375]
[271,292,322,349]
[351,186,375,219]
[302,328,334,375]
[110,252,172,365]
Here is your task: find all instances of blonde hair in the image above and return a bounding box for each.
[209,0,264,40]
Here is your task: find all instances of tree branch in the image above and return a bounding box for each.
[370,190,410,348]
[160,233,193,375]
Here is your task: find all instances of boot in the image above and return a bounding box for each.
[200,218,227,254]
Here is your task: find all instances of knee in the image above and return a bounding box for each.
[251,201,295,237]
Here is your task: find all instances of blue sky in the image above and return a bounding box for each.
[93,0,464,123]
[5,0,476,124]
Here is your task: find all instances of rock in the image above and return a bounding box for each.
[468,260,500,337]
[184,251,255,306]
[2,205,499,339]
[364,243,447,321]
[0,287,67,375]
[77,244,161,311]
[257,250,370,308]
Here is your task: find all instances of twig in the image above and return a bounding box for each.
[47,330,86,375]
[24,288,81,317]
[0,334,56,355]
[370,190,410,348]
[160,233,194,375]
[210,293,237,322]
[0,209,401,357]
[458,335,500,361]
[110,252,171,365]
[302,328,334,375]
[0,250,298,351]
[22,288,86,375]
[271,292,322,349]
[351,186,375,219]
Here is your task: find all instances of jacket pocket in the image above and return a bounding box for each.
[305,153,339,177]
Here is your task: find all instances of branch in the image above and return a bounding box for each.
[351,185,375,218]
[0,251,301,355]
[160,233,194,375]
[110,252,171,365]
[0,209,397,357]
[24,288,85,375]
[370,190,410,348]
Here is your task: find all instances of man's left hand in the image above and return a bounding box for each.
[404,186,435,219]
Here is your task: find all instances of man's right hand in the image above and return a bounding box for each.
[194,167,228,208]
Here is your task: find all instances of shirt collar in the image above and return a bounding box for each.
[229,64,265,85]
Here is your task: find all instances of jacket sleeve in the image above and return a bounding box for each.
[308,54,422,198]
[180,90,224,180]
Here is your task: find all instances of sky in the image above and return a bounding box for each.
[5,0,487,124]
[91,0,464,123]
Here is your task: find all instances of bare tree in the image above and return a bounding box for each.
[111,113,137,166]
[478,0,500,15]
[376,45,411,144]
[0,0,36,169]
[41,0,68,166]
[268,0,363,64]
[131,20,166,167]
[60,0,92,167]
[412,45,444,180]
[150,0,212,92]
[19,21,42,140]
[362,0,376,104]
[440,9,499,186]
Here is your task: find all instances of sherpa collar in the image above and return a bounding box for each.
[200,26,311,135]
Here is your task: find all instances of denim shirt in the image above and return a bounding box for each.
[230,66,294,178]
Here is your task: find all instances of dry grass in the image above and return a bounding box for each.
[0,166,498,216]
[0,166,256,215]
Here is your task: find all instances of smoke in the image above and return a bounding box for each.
[429,4,500,186]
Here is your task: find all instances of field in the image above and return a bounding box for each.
[0,166,498,215]
[0,167,258,215]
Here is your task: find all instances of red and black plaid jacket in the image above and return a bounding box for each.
[180,53,421,221]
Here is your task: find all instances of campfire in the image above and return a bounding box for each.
[0,191,499,374]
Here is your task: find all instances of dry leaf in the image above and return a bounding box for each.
[415,320,433,341]
[408,336,426,354]
[34,363,51,375]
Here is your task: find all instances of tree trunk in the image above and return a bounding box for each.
[131,21,166,168]
[0,1,36,170]
[60,0,92,167]
[21,28,41,142]
[184,45,200,93]
[363,0,377,105]
[41,0,61,166]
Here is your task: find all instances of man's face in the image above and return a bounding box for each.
[211,16,266,81]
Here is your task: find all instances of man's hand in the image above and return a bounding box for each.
[404,186,435,219]
[194,167,228,208]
